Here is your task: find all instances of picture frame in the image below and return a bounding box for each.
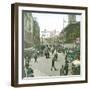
[11,3,88,87]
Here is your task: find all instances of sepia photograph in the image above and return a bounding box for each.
[11,3,87,87]
[22,11,81,78]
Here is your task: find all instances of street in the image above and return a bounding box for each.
[29,52,66,77]
[24,43,80,77]
[23,11,81,78]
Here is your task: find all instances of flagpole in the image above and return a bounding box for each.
[63,16,65,46]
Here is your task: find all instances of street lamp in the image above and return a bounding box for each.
[62,16,68,46]
[62,16,65,46]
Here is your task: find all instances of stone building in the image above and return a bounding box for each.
[33,18,40,48]
[59,15,80,43]
[68,15,76,24]
[23,12,40,48]
[23,12,34,48]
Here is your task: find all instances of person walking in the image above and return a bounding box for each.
[60,65,65,76]
[51,46,55,55]
[54,51,58,61]
[34,52,38,62]
[25,64,34,77]
[64,62,69,75]
[44,46,50,58]
[51,54,57,71]
[64,54,69,75]
[25,56,30,64]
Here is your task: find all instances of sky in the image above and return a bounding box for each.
[32,13,81,38]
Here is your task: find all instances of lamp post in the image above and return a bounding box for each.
[41,29,47,45]
[62,16,68,46]
[62,16,65,46]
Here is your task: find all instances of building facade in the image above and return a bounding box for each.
[23,12,40,48]
[68,15,76,24]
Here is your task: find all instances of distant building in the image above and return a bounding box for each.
[68,15,76,24]
[40,29,50,45]
[40,29,59,45]
[41,29,50,38]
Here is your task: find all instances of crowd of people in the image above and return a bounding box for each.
[23,44,80,77]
